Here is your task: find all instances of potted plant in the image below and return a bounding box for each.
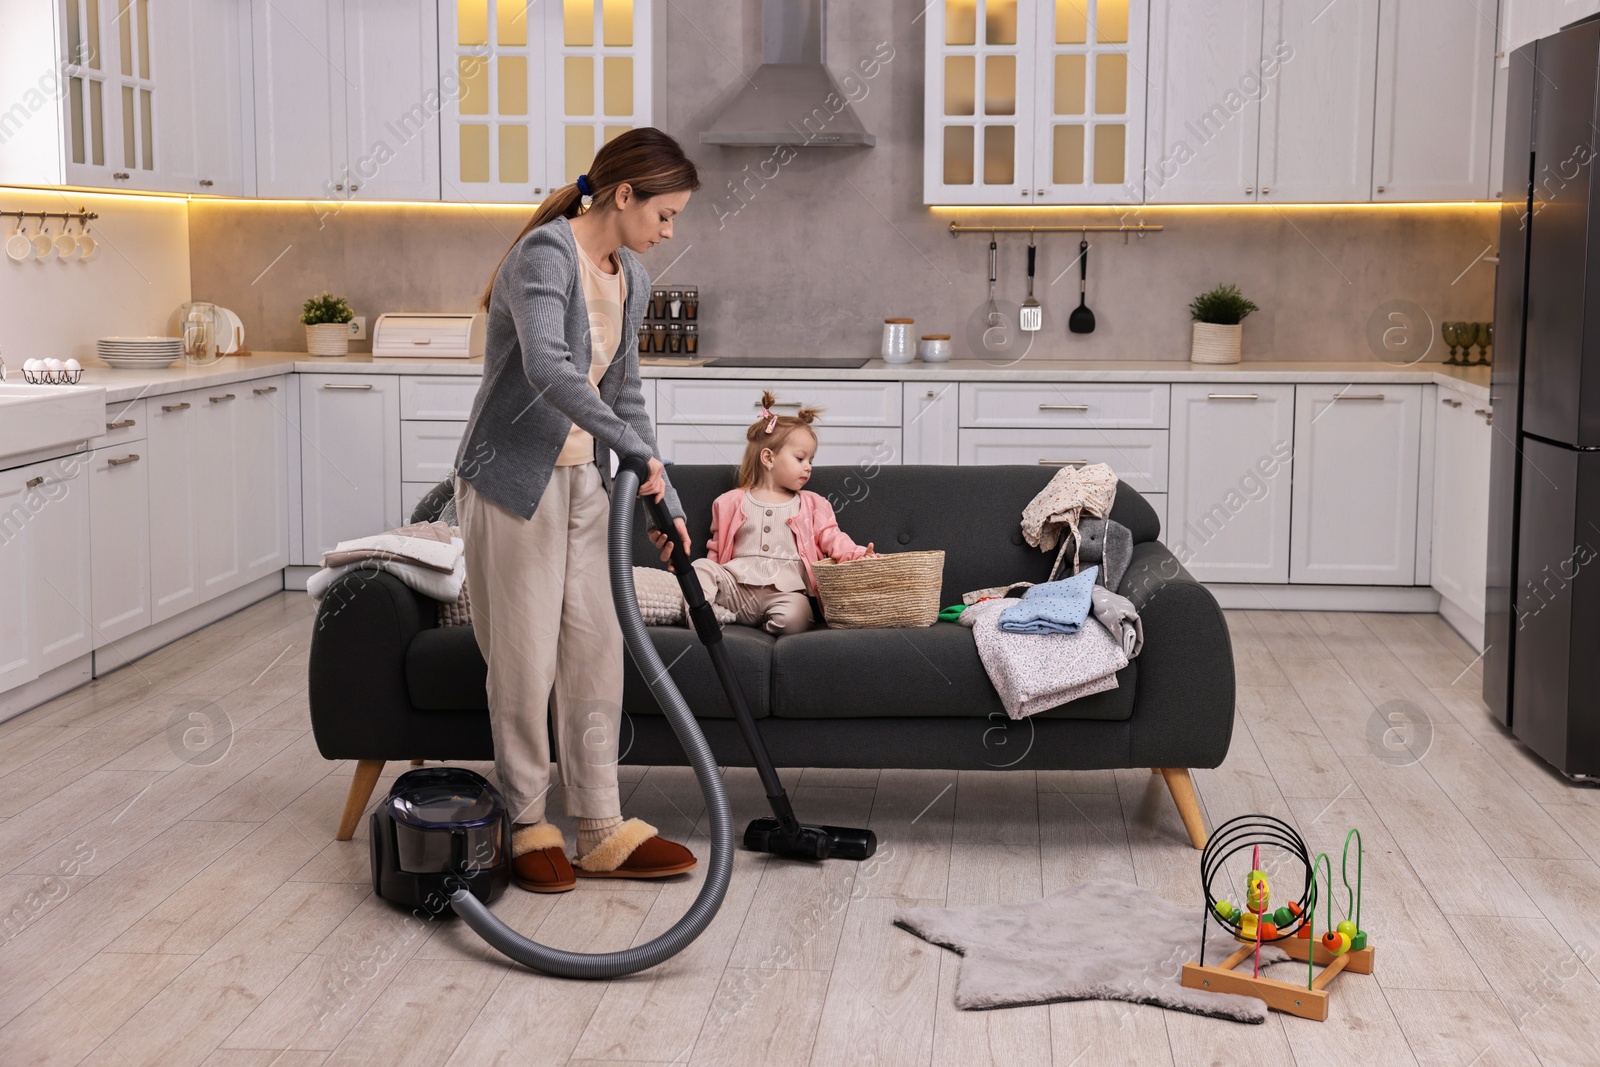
[301,291,355,356]
[1188,283,1259,364]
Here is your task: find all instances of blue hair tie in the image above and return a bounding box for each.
[576,173,593,197]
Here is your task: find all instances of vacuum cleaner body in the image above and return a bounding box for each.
[370,767,511,916]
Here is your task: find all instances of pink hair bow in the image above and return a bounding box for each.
[759,406,778,433]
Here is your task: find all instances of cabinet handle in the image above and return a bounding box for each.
[1036,188,1045,195]
[1376,185,1386,194]
[925,389,937,398]
[253,385,278,395]
[1333,393,1385,401]
[106,418,136,430]
[1039,403,1089,411]
[161,401,191,412]
[335,183,345,191]
[1245,186,1254,194]
[1207,393,1259,400]
[1038,459,1090,467]
[1475,408,1493,425]
[199,179,214,188]
[323,382,373,390]
[25,476,43,488]
[1441,397,1462,408]
[534,187,543,194]
[350,183,359,191]
[113,172,129,180]
[209,392,236,403]
[411,339,432,345]
[759,400,801,408]
[108,453,140,466]
[1261,186,1271,194]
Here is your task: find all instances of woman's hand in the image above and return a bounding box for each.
[647,517,693,570]
[638,456,667,502]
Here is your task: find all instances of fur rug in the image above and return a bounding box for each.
[895,878,1291,1022]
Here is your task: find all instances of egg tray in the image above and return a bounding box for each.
[20,367,84,385]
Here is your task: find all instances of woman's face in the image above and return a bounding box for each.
[613,186,691,253]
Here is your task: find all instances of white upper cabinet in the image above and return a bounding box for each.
[439,0,655,202]
[1256,0,1380,203]
[254,0,441,200]
[924,0,1148,205]
[1372,0,1497,201]
[156,0,255,196]
[1144,0,1268,203]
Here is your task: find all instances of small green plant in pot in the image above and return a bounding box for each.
[301,291,355,356]
[1188,283,1260,364]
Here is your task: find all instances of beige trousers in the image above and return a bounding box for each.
[689,558,814,636]
[455,466,622,824]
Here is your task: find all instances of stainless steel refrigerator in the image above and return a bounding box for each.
[1485,17,1600,781]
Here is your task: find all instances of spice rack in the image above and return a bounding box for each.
[639,284,700,358]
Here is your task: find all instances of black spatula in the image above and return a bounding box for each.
[1068,237,1096,334]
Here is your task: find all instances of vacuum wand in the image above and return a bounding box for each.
[631,460,876,863]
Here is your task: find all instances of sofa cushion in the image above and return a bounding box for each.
[770,621,1136,722]
[405,621,776,719]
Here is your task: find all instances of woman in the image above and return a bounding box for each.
[454,128,699,893]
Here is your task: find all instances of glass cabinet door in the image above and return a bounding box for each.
[441,0,546,202]
[60,0,120,185]
[1033,0,1147,204]
[923,0,1036,204]
[547,0,652,191]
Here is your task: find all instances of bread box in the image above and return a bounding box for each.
[372,313,487,359]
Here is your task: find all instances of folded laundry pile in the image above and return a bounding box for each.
[962,599,1128,718]
[998,567,1098,635]
[306,520,466,603]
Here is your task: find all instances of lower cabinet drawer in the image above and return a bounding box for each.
[959,382,1169,428]
[400,375,481,420]
[656,423,901,468]
[401,420,465,483]
[99,398,149,447]
[657,379,900,426]
[956,428,1169,492]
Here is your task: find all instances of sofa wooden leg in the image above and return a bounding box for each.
[1159,768,1208,850]
[337,759,386,841]
[410,759,423,766]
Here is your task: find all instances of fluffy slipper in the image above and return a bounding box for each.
[574,817,697,878]
[511,821,566,857]
[511,822,575,893]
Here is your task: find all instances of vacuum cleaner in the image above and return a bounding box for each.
[368,454,875,978]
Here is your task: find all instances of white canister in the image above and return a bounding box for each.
[881,318,915,364]
[918,334,952,363]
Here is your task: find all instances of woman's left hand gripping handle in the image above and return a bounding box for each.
[636,456,693,569]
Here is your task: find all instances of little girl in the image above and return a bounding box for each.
[653,390,876,635]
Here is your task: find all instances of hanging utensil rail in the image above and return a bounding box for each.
[948,222,1162,236]
[0,208,100,223]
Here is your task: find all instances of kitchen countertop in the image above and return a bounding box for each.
[82,351,1493,405]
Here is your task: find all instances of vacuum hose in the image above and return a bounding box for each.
[449,455,734,978]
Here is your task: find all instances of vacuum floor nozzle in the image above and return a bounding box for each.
[743,817,878,861]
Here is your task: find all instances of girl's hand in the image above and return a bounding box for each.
[647,517,693,570]
[863,542,877,558]
[638,456,667,502]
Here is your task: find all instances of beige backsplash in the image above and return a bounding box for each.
[186,0,1499,364]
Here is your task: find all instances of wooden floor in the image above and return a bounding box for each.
[2,592,1599,1066]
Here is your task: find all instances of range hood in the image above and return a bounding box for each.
[699,0,875,147]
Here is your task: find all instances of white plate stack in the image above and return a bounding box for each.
[96,337,183,368]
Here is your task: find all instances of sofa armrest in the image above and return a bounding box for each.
[307,569,438,761]
[1117,541,1237,769]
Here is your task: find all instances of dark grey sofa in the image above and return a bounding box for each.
[308,465,1234,848]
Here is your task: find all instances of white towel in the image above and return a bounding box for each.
[307,537,466,603]
[323,524,462,573]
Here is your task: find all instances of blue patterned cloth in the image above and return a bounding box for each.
[997,566,1098,635]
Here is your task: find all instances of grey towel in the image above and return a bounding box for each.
[1050,518,1133,591]
[1090,585,1144,657]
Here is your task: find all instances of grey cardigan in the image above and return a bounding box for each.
[455,215,683,525]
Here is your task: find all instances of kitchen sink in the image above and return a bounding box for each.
[0,382,108,462]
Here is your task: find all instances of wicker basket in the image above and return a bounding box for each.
[811,550,945,628]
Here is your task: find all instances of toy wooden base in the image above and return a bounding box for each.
[1180,941,1376,1021]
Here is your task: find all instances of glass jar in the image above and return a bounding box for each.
[181,302,219,365]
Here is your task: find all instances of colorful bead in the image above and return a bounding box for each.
[1259,921,1278,940]
[1320,931,1351,956]
[1336,920,1357,938]
[1214,900,1235,920]
[1351,931,1368,951]
[1273,907,1293,927]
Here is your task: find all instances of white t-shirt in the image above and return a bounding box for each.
[554,241,627,467]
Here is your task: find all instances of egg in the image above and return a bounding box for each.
[23,358,41,372]
[63,358,81,371]
[44,358,63,371]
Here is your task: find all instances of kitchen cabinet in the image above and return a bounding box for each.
[1430,387,1492,642]
[903,383,960,464]
[1167,384,1294,583]
[254,0,441,200]
[148,392,203,622]
[1144,0,1268,204]
[154,0,256,196]
[923,0,1148,205]
[194,387,242,600]
[655,424,902,470]
[0,467,35,692]
[0,455,91,692]
[439,0,657,202]
[1501,1,1600,55]
[1371,0,1497,201]
[1290,384,1423,585]
[1257,0,1381,203]
[89,439,152,648]
[300,374,402,559]
[237,382,291,582]
[956,428,1168,492]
